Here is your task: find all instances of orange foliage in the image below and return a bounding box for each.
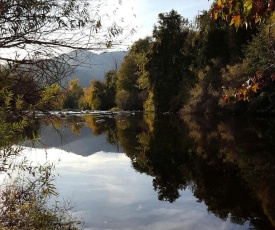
[223,71,274,103]
[211,0,275,29]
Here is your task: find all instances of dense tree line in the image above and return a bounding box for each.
[66,1,275,115]
[14,0,271,114]
[1,0,275,115]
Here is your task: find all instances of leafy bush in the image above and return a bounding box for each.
[0,163,81,230]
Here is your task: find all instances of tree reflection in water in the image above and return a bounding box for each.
[0,114,81,229]
[32,113,275,229]
[84,113,275,229]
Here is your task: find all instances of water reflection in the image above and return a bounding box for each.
[22,148,249,230]
[28,113,275,229]
[182,115,275,229]
[29,115,121,155]
[0,117,79,229]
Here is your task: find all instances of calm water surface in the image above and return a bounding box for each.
[24,113,275,230]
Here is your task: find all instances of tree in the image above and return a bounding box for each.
[242,12,275,74]
[104,70,117,109]
[115,89,132,110]
[131,37,152,91]
[145,10,194,112]
[115,37,152,111]
[78,88,90,110]
[86,80,105,110]
[63,78,83,109]
[194,10,257,68]
[181,8,259,114]
[0,0,127,60]
[208,1,275,112]
[78,70,118,111]
[0,0,132,115]
[116,54,139,109]
[68,78,84,99]
[220,13,275,111]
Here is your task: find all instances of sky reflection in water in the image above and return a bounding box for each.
[22,147,249,230]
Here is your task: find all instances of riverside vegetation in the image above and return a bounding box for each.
[59,1,275,115]
[0,0,134,229]
[0,0,275,229]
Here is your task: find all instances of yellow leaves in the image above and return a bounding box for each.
[212,11,219,20]
[212,1,243,29]
[211,0,224,21]
[251,84,259,93]
[244,0,253,12]
[217,0,227,6]
[230,14,242,29]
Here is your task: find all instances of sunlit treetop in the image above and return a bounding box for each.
[210,0,275,29]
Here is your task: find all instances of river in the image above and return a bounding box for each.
[21,112,275,230]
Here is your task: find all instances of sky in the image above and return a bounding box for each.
[116,0,213,46]
[0,0,214,58]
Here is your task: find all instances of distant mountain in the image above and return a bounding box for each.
[63,50,127,87]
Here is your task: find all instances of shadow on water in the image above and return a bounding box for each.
[114,113,275,229]
[23,112,275,229]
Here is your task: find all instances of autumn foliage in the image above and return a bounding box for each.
[223,71,264,102]
[211,0,275,29]
[208,1,275,112]
[58,3,275,115]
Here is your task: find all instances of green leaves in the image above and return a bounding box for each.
[145,10,194,112]
[40,84,61,106]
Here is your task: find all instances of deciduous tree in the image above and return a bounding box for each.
[0,0,132,115]
[145,10,194,112]
[63,78,83,109]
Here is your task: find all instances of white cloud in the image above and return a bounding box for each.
[15,147,249,230]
